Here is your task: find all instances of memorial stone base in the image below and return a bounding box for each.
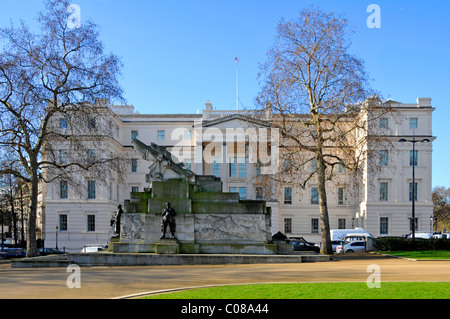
[113,178,293,255]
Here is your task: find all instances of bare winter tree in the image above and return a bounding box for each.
[432,186,450,232]
[0,0,125,256]
[255,8,392,254]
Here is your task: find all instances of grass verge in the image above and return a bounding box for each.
[142,282,450,299]
[377,250,450,259]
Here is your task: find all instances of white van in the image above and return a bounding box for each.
[81,244,108,253]
[341,234,374,242]
[330,228,373,241]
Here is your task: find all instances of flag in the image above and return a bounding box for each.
[235,57,239,63]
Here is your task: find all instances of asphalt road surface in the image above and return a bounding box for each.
[0,254,449,299]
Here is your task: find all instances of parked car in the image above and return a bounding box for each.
[289,237,320,253]
[405,232,433,239]
[37,248,66,256]
[433,233,450,239]
[0,248,26,259]
[317,240,346,253]
[336,241,366,254]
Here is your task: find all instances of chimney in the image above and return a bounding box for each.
[417,97,432,108]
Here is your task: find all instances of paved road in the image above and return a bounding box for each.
[0,254,449,299]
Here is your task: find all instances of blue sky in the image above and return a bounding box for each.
[1,0,449,188]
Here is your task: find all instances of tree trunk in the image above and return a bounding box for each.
[317,151,333,255]
[26,168,38,257]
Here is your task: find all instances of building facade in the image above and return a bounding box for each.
[41,98,435,251]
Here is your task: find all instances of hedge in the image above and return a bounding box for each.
[375,238,450,251]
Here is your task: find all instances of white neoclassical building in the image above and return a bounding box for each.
[41,98,435,251]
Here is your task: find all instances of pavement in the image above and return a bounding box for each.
[0,254,449,299]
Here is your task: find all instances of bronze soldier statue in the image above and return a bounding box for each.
[161,202,176,239]
[110,205,123,238]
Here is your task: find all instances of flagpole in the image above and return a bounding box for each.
[236,56,239,111]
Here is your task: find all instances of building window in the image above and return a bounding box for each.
[380,182,388,202]
[311,159,318,172]
[109,182,113,201]
[184,159,192,171]
[380,118,388,129]
[59,149,68,165]
[87,117,96,130]
[60,180,68,199]
[229,157,246,178]
[238,158,246,177]
[284,159,292,173]
[229,158,236,177]
[410,118,418,129]
[256,187,263,200]
[59,214,68,231]
[212,158,220,177]
[380,217,389,235]
[409,182,418,202]
[184,129,192,140]
[131,130,138,141]
[131,186,139,193]
[229,187,237,193]
[338,218,346,229]
[311,218,319,234]
[311,187,319,205]
[238,187,247,200]
[338,188,345,205]
[284,218,292,234]
[87,150,96,165]
[284,187,292,204]
[338,163,344,173]
[157,130,165,140]
[88,181,96,199]
[131,159,138,172]
[409,217,418,232]
[380,150,388,166]
[410,150,418,166]
[60,118,68,129]
[87,215,96,232]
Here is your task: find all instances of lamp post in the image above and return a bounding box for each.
[55,226,58,250]
[1,208,4,253]
[398,133,430,243]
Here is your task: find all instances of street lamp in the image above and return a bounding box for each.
[398,133,430,243]
[55,226,59,250]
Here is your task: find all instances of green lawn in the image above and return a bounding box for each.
[378,250,450,259]
[143,282,450,299]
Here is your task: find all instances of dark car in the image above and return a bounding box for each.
[0,248,26,259]
[37,248,66,256]
[289,237,320,253]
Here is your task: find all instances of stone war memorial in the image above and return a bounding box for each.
[12,139,330,268]
[113,139,291,255]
